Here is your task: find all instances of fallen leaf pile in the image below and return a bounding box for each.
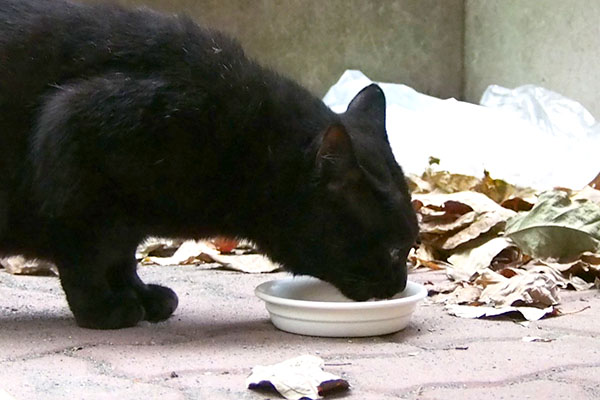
[136,238,281,274]
[408,167,600,320]
[0,237,280,277]
[246,355,349,400]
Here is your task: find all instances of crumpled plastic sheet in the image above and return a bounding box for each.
[323,70,599,190]
[480,84,597,141]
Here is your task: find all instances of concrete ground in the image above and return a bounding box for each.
[0,264,599,400]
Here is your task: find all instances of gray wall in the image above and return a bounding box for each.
[465,0,600,117]
[76,1,600,117]
[81,0,465,99]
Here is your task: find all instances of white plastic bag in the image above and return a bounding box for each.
[323,70,599,190]
[480,84,597,141]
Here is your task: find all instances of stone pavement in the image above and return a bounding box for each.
[0,265,599,400]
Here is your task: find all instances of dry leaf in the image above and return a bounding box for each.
[0,256,57,276]
[414,191,515,252]
[432,283,482,305]
[246,355,349,400]
[473,170,516,204]
[209,253,282,273]
[420,169,481,194]
[142,240,281,273]
[406,173,433,194]
[445,304,554,321]
[409,245,449,270]
[441,211,513,250]
[587,172,600,190]
[505,190,600,258]
[501,197,535,212]
[490,246,528,270]
[419,211,477,235]
[447,238,515,281]
[425,280,461,295]
[142,240,213,266]
[521,260,597,291]
[478,272,560,308]
[136,237,183,259]
[414,191,514,215]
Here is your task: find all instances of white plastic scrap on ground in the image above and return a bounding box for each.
[323,70,599,190]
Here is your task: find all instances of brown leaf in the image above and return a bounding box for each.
[441,211,511,250]
[409,245,449,270]
[419,211,477,235]
[498,268,519,278]
[473,170,516,204]
[490,246,529,270]
[413,191,516,216]
[588,171,600,189]
[479,272,560,308]
[433,283,482,305]
[407,174,433,194]
[426,280,461,295]
[318,380,350,397]
[501,197,534,212]
[420,169,481,194]
[522,259,599,290]
[136,237,183,259]
[414,192,516,251]
[442,201,474,215]
[580,252,600,265]
[447,238,515,281]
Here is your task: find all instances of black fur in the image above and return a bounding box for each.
[0,0,419,329]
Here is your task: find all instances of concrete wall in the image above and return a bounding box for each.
[465,0,600,117]
[74,1,600,117]
[80,0,465,99]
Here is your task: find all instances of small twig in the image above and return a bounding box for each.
[556,305,591,316]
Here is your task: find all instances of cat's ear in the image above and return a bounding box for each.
[316,124,358,182]
[346,84,386,128]
[317,124,353,160]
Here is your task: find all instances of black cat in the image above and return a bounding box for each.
[0,0,419,329]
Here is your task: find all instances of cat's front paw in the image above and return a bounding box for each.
[73,290,146,329]
[139,284,179,322]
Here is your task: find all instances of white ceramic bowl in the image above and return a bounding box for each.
[255,276,427,337]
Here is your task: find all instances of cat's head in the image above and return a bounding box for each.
[277,84,419,301]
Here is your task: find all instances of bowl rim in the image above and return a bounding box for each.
[255,277,427,311]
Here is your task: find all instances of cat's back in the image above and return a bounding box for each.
[0,0,247,102]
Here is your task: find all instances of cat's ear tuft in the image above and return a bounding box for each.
[346,84,386,127]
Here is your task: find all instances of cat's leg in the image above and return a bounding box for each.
[56,234,178,329]
[57,247,178,328]
[31,75,181,328]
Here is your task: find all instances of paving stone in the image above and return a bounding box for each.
[0,266,599,399]
[0,354,186,400]
[417,380,594,400]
